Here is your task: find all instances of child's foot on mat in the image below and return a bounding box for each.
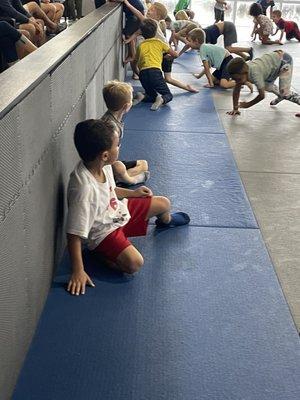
[155,212,190,229]
[132,92,145,106]
[186,84,199,93]
[151,95,164,111]
[270,96,283,106]
[132,171,150,185]
[132,73,139,80]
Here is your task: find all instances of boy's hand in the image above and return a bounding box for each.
[227,109,241,116]
[67,271,95,296]
[134,186,153,197]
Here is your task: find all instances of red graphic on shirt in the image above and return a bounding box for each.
[110,197,118,210]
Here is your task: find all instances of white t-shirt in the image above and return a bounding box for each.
[66,162,130,250]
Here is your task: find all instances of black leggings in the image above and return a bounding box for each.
[139,68,173,104]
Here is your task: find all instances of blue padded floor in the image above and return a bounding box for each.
[124,90,224,133]
[120,131,257,228]
[13,43,300,400]
[14,228,300,400]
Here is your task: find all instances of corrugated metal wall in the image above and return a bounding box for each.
[0,7,124,399]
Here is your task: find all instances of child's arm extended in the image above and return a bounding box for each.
[115,186,153,199]
[121,0,145,22]
[227,84,242,115]
[124,30,140,44]
[67,234,95,295]
[239,88,265,109]
[202,60,214,87]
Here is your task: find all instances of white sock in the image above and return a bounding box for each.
[133,171,150,184]
[150,95,164,111]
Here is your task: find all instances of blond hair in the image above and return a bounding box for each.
[175,10,188,20]
[159,20,167,36]
[152,2,168,20]
[188,28,206,44]
[102,80,132,111]
[178,22,199,37]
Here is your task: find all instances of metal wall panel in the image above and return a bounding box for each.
[0,198,30,400]
[50,56,74,134]
[0,8,124,398]
[18,77,52,183]
[0,107,22,224]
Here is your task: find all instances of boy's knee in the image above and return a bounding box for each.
[157,196,171,212]
[139,160,148,170]
[123,254,144,274]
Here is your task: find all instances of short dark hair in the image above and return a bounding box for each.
[249,3,263,17]
[227,57,248,76]
[74,119,117,163]
[140,18,158,39]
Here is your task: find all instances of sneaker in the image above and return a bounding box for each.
[155,212,190,229]
[270,96,283,106]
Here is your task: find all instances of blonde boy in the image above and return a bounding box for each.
[101,80,149,184]
[187,28,253,91]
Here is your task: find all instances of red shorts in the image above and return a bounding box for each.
[93,197,152,262]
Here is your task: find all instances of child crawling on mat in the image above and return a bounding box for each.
[66,119,190,295]
[226,50,300,117]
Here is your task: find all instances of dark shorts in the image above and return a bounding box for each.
[161,55,174,73]
[93,197,152,261]
[223,21,237,47]
[204,24,220,45]
[212,55,233,81]
[121,160,137,169]
[0,21,21,63]
[123,15,141,37]
[214,7,224,22]
[286,23,300,41]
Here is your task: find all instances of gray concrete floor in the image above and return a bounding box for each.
[212,40,300,331]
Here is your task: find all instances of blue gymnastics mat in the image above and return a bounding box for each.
[120,131,258,228]
[124,90,224,133]
[172,50,202,74]
[13,227,300,400]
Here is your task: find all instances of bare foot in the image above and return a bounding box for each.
[132,73,139,80]
[186,84,199,93]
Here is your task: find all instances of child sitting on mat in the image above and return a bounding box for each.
[101,80,150,185]
[226,51,300,117]
[271,10,300,43]
[187,28,253,91]
[66,119,190,295]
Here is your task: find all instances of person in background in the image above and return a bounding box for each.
[272,10,300,43]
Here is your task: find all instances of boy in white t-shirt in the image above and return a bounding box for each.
[66,119,190,295]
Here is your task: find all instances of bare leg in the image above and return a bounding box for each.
[52,2,64,23]
[24,2,57,31]
[219,79,236,89]
[41,3,56,22]
[127,160,148,177]
[15,34,37,59]
[113,161,149,185]
[164,72,199,93]
[18,23,36,44]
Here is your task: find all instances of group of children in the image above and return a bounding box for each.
[66,1,300,295]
